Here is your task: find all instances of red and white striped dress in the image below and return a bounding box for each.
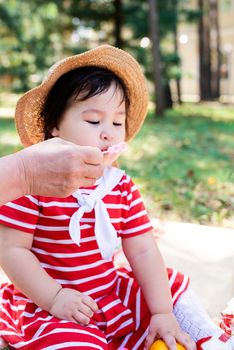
[0,170,189,349]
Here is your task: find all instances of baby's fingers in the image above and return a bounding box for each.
[144,329,158,350]
[163,334,178,350]
[72,309,90,325]
[176,332,196,350]
[82,295,98,312]
[79,303,95,319]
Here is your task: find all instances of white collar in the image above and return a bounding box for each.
[69,167,125,260]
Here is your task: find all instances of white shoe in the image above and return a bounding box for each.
[197,334,233,350]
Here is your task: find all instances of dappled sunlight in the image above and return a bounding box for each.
[0,134,21,146]
[119,105,234,228]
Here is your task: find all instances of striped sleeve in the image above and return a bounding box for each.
[0,195,40,234]
[119,175,153,238]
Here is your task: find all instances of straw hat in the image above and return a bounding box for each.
[15,45,149,147]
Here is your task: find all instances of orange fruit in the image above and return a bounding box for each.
[150,339,186,350]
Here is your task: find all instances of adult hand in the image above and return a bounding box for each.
[0,138,104,205]
[17,138,104,197]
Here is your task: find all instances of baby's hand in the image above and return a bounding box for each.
[144,313,196,350]
[49,288,98,325]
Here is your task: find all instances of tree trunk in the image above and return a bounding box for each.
[113,0,123,48]
[210,0,221,98]
[198,0,212,100]
[148,0,165,116]
[172,0,182,104]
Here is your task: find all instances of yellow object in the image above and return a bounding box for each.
[150,339,186,350]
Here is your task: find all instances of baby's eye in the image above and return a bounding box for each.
[86,121,99,125]
[113,122,123,126]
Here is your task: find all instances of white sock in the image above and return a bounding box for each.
[173,286,222,342]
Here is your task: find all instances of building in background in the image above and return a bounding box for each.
[178,0,234,103]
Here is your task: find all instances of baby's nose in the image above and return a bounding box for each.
[100,131,114,140]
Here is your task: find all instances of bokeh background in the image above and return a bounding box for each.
[0,0,233,228]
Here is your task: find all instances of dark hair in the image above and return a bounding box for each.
[42,66,130,140]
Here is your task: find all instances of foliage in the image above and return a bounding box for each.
[119,103,234,228]
[0,0,199,93]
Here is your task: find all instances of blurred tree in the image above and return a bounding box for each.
[0,0,70,91]
[210,0,221,98]
[148,0,165,115]
[0,0,200,110]
[198,0,220,100]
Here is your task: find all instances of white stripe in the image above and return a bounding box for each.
[0,298,25,311]
[105,203,129,210]
[57,267,115,285]
[136,288,141,329]
[107,309,132,326]
[125,210,147,223]
[39,214,70,219]
[116,277,121,296]
[127,193,133,201]
[38,200,78,208]
[172,276,189,303]
[106,318,134,338]
[37,225,69,231]
[122,222,152,234]
[132,327,149,350]
[20,306,43,318]
[43,342,103,350]
[34,233,94,244]
[100,299,121,313]
[117,331,133,349]
[109,189,128,197]
[22,315,54,328]
[5,202,39,215]
[34,237,73,244]
[25,195,39,205]
[40,259,106,272]
[31,247,100,258]
[169,269,177,287]
[0,214,35,230]
[32,326,106,343]
[123,278,133,306]
[119,177,130,186]
[85,275,118,296]
[130,197,143,208]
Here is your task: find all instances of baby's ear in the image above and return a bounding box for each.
[50,127,59,137]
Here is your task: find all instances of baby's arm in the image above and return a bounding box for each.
[122,232,195,350]
[0,225,98,324]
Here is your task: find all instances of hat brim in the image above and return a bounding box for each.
[15,45,149,146]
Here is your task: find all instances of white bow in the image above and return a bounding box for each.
[69,167,125,260]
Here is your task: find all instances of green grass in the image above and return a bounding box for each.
[119,103,234,228]
[0,101,233,228]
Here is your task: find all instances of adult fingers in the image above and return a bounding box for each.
[83,163,104,180]
[82,146,103,165]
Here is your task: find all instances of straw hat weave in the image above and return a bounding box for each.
[15,45,149,146]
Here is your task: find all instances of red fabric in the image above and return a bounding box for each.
[0,174,189,349]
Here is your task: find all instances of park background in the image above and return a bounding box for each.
[0,0,234,229]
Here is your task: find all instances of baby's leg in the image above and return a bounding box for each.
[174,285,220,340]
[173,285,234,349]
